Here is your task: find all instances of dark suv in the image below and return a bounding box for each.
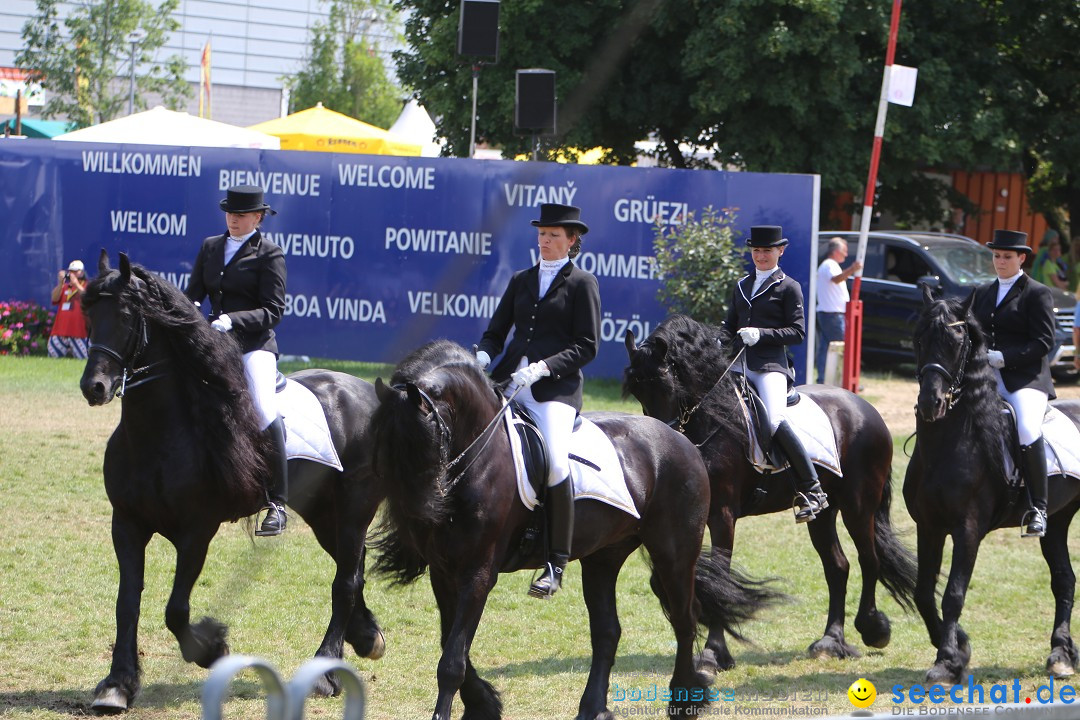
[818,231,1077,382]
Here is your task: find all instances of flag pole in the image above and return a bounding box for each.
[843,0,902,393]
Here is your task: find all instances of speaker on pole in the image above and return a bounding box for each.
[458,0,500,60]
[515,69,556,134]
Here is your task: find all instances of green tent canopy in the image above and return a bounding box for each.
[4,118,78,138]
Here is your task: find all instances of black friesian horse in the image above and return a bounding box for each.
[908,286,1080,683]
[371,339,776,720]
[79,252,385,713]
[623,314,917,670]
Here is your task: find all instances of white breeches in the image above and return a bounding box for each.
[244,349,279,430]
[737,368,789,432]
[511,381,576,486]
[995,373,1047,446]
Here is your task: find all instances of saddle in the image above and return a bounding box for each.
[737,379,802,461]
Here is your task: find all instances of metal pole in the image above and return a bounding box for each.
[469,65,479,158]
[842,0,902,393]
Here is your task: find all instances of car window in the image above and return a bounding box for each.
[923,244,996,286]
[883,246,931,285]
[861,239,885,279]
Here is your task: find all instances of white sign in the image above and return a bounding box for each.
[888,64,918,107]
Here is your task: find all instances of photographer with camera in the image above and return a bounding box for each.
[48,259,89,358]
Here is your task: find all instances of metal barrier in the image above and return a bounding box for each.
[201,655,366,720]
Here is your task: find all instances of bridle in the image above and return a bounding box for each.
[915,319,971,414]
[87,293,167,398]
[629,343,745,433]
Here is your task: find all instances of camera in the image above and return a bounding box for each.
[63,271,71,283]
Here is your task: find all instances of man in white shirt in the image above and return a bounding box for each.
[815,238,862,383]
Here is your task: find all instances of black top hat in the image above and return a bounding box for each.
[746,225,788,248]
[985,229,1031,254]
[219,185,276,215]
[530,203,589,234]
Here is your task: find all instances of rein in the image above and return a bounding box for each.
[915,319,971,414]
[672,345,746,433]
[88,295,168,398]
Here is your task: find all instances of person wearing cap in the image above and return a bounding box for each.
[48,259,89,358]
[186,185,290,536]
[475,203,601,599]
[719,225,828,523]
[972,229,1056,538]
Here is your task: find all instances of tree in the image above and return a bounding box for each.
[287,0,404,130]
[17,0,189,127]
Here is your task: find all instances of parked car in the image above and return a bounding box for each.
[817,231,1077,382]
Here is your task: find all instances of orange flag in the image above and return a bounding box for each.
[199,40,212,118]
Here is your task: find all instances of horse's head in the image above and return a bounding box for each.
[913,283,976,422]
[80,250,148,405]
[623,329,681,423]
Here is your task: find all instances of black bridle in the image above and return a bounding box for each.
[629,344,745,433]
[87,294,167,398]
[915,319,972,414]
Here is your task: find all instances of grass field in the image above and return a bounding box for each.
[0,356,1074,719]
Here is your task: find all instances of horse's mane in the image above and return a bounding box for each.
[915,296,1007,466]
[83,263,266,518]
[625,314,746,443]
[372,339,499,584]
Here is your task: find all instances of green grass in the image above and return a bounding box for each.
[0,356,1074,719]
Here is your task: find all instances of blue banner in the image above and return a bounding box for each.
[0,140,819,379]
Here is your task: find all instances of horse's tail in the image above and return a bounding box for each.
[369,523,429,586]
[874,475,918,613]
[648,550,785,642]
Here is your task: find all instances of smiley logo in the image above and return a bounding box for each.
[847,678,876,708]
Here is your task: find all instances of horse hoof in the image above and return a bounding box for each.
[309,673,341,698]
[808,637,860,660]
[365,630,386,660]
[91,687,129,715]
[925,665,961,686]
[1048,660,1075,679]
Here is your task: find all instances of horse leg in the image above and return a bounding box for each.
[428,566,501,720]
[843,510,891,650]
[1041,509,1079,678]
[804,509,859,659]
[92,515,151,714]
[575,546,635,720]
[165,526,228,668]
[914,525,946,649]
[926,527,980,685]
[698,507,737,676]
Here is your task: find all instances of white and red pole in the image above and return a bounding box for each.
[843,0,903,393]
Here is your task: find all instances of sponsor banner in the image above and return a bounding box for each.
[0,140,818,379]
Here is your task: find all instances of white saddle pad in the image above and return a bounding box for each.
[1043,406,1080,479]
[740,393,843,476]
[279,378,343,471]
[505,409,640,519]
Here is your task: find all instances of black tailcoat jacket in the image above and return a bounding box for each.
[185,230,287,355]
[718,269,806,378]
[971,273,1056,398]
[478,261,601,413]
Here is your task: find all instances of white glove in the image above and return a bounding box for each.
[475,350,491,369]
[211,314,233,333]
[987,349,1005,369]
[511,361,550,388]
[737,327,761,347]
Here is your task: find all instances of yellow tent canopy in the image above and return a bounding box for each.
[249,103,422,156]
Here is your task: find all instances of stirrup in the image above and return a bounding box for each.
[528,562,563,599]
[256,503,287,537]
[793,492,827,524]
[1020,508,1047,538]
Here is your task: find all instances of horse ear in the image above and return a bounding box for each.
[653,337,669,362]
[374,377,390,403]
[960,289,975,317]
[97,248,110,275]
[405,382,429,413]
[119,253,131,283]
[624,329,637,358]
[920,281,935,307]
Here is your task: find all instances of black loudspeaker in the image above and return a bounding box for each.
[457,0,499,60]
[515,69,556,133]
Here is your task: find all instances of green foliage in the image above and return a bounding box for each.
[287,0,404,129]
[652,207,746,325]
[0,300,53,356]
[16,0,190,126]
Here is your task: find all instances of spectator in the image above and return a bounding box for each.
[48,260,88,358]
[815,238,861,384]
[1032,230,1068,290]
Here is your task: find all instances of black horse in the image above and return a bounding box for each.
[622,314,917,670]
[908,285,1080,683]
[79,252,385,713]
[370,339,776,720]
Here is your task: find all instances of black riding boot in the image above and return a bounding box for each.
[773,420,828,523]
[1021,436,1048,538]
[257,417,289,537]
[529,478,574,599]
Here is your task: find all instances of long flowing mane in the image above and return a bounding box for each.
[915,296,1007,467]
[372,340,499,583]
[83,263,265,517]
[624,314,747,444]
